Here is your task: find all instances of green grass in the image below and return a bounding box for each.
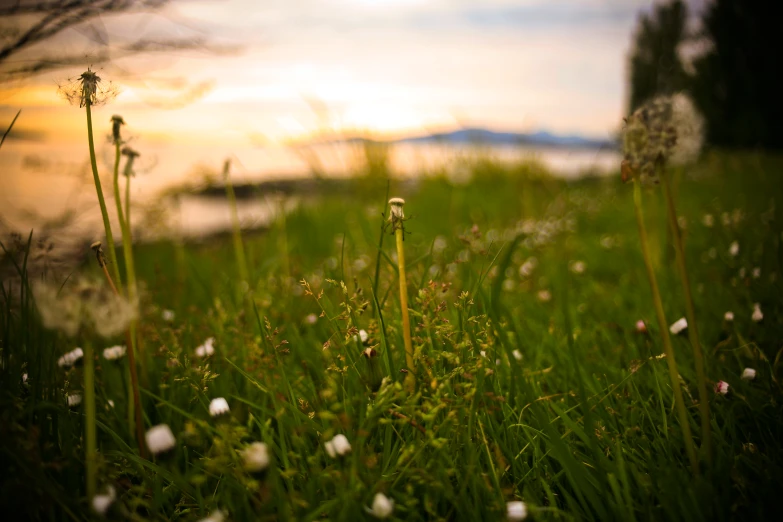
[1,151,782,521]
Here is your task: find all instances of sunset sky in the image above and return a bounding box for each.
[0,0,706,147]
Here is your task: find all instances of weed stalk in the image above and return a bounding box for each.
[389,198,415,392]
[632,179,699,475]
[661,167,711,464]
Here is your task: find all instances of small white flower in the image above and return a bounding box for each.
[506,500,528,521]
[162,309,175,322]
[195,337,215,358]
[325,434,351,458]
[366,493,394,519]
[635,320,647,333]
[729,241,739,257]
[669,317,688,335]
[107,399,115,409]
[752,267,761,279]
[146,424,176,455]
[102,345,126,361]
[519,258,538,277]
[751,303,763,323]
[537,289,552,302]
[714,380,729,395]
[305,313,318,325]
[22,373,28,384]
[58,347,84,368]
[197,510,226,522]
[724,311,734,322]
[741,368,756,381]
[702,214,714,228]
[209,397,230,417]
[67,393,82,408]
[359,329,369,344]
[91,486,116,516]
[480,350,487,358]
[242,442,270,473]
[512,349,522,361]
[569,261,586,274]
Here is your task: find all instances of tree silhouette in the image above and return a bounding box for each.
[0,0,233,83]
[627,1,688,112]
[690,0,781,149]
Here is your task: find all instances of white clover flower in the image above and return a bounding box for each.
[751,303,763,322]
[325,434,352,458]
[752,267,761,279]
[635,320,647,333]
[537,290,552,302]
[724,311,734,322]
[506,500,528,521]
[305,313,318,325]
[146,424,176,455]
[359,329,369,344]
[569,261,586,274]
[58,347,84,368]
[197,510,226,522]
[512,350,523,361]
[102,345,126,361]
[669,317,688,335]
[741,368,756,381]
[195,337,215,357]
[241,442,270,473]
[729,241,739,257]
[714,380,729,395]
[365,493,394,519]
[91,486,116,516]
[209,397,230,417]
[702,214,714,228]
[67,393,82,408]
[162,309,175,322]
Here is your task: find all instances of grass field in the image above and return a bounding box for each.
[2,151,782,521]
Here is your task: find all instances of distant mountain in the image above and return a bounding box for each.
[394,127,617,150]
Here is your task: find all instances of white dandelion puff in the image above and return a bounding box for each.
[145,424,176,455]
[669,317,688,335]
[506,500,528,521]
[195,337,215,357]
[102,345,126,361]
[741,368,756,381]
[209,397,230,417]
[58,347,84,368]
[241,442,270,473]
[365,493,394,519]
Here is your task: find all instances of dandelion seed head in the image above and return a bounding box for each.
[325,434,351,458]
[67,393,82,408]
[91,486,116,516]
[58,347,84,368]
[58,67,119,108]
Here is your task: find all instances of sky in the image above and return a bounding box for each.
[0,0,692,147]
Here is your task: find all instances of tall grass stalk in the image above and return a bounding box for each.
[661,168,712,464]
[389,198,415,392]
[223,159,249,284]
[83,339,97,498]
[632,179,698,475]
[85,101,122,291]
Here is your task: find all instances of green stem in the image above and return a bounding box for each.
[112,141,145,454]
[83,340,97,498]
[633,180,698,476]
[85,102,122,292]
[395,227,415,393]
[661,168,712,465]
[223,160,249,283]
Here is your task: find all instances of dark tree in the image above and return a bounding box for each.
[628,0,688,112]
[0,0,230,82]
[690,0,782,149]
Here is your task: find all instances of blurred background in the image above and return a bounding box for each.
[0,0,776,251]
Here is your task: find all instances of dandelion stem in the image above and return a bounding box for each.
[393,213,415,392]
[112,140,143,447]
[83,339,97,499]
[223,159,249,284]
[85,101,122,293]
[661,168,711,464]
[633,180,698,476]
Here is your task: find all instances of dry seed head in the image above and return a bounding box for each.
[91,241,102,251]
[58,67,119,108]
[121,147,140,177]
[111,114,125,145]
[622,93,704,183]
[388,198,405,229]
